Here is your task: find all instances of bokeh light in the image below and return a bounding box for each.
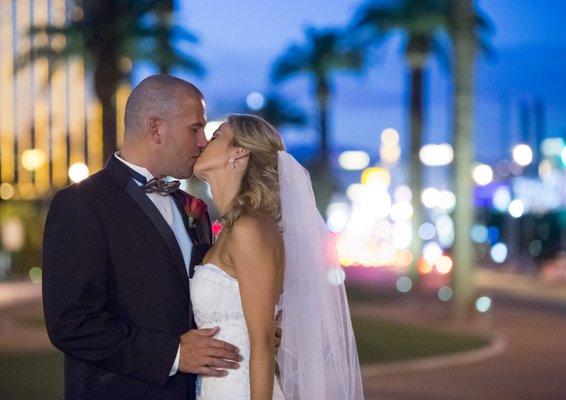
[68,163,90,183]
[512,144,533,167]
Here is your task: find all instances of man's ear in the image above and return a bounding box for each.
[147,116,162,144]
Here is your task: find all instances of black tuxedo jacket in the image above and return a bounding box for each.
[42,155,212,400]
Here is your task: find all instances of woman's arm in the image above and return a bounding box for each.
[229,215,283,400]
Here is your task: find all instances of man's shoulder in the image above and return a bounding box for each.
[51,168,117,206]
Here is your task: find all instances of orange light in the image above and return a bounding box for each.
[418,257,433,274]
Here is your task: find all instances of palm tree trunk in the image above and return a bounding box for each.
[310,79,333,216]
[451,0,478,320]
[408,65,424,285]
[316,79,330,169]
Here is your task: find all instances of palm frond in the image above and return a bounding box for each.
[271,44,309,83]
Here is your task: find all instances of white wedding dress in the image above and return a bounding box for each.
[189,262,286,400]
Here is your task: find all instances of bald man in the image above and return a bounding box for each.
[42,75,241,400]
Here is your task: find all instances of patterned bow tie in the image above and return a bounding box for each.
[141,178,181,196]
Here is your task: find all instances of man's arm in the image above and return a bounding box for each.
[42,187,179,387]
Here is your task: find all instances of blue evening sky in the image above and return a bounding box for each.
[135,0,566,164]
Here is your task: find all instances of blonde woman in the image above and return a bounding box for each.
[191,114,364,400]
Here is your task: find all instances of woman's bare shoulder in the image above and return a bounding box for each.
[228,212,283,257]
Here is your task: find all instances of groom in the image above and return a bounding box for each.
[43,75,242,400]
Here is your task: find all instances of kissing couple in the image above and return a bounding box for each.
[43,74,364,399]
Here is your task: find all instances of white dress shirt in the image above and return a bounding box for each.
[115,153,191,376]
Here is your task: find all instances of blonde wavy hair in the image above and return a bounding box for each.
[219,114,285,231]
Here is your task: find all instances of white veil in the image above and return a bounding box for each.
[276,151,364,400]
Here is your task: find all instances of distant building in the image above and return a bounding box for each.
[0,0,127,201]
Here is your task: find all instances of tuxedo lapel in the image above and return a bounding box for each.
[124,179,191,292]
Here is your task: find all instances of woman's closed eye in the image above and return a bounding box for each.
[210,129,222,141]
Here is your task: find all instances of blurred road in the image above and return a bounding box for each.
[360,296,566,400]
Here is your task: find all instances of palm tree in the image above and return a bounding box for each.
[449,0,492,319]
[18,0,204,162]
[246,93,307,130]
[271,27,364,214]
[352,0,452,284]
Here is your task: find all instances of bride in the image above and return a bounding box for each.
[191,114,364,400]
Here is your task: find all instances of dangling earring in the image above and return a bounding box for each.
[229,157,236,170]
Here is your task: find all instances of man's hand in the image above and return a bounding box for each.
[178,327,242,377]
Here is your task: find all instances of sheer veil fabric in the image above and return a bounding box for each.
[276,151,364,400]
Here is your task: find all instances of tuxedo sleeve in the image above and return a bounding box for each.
[42,186,180,387]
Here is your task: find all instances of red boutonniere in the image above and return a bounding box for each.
[184,196,207,228]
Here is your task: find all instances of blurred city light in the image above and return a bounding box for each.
[493,186,512,211]
[438,286,453,302]
[246,91,265,110]
[0,183,14,200]
[419,143,454,166]
[396,276,412,292]
[394,185,412,202]
[21,149,47,171]
[421,187,441,209]
[326,202,350,233]
[423,242,443,264]
[541,137,564,157]
[538,160,553,179]
[435,255,453,274]
[361,167,391,187]
[439,190,456,211]
[68,163,89,183]
[532,238,546,258]
[338,151,370,170]
[380,128,401,163]
[435,215,455,248]
[490,243,508,263]
[471,224,488,243]
[29,267,42,284]
[495,159,511,176]
[475,296,492,313]
[390,201,413,221]
[472,163,494,186]
[508,199,525,218]
[512,144,533,167]
[418,222,436,240]
[346,183,364,202]
[327,267,346,285]
[392,222,412,250]
[418,258,433,274]
[1,217,25,252]
[381,128,399,144]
